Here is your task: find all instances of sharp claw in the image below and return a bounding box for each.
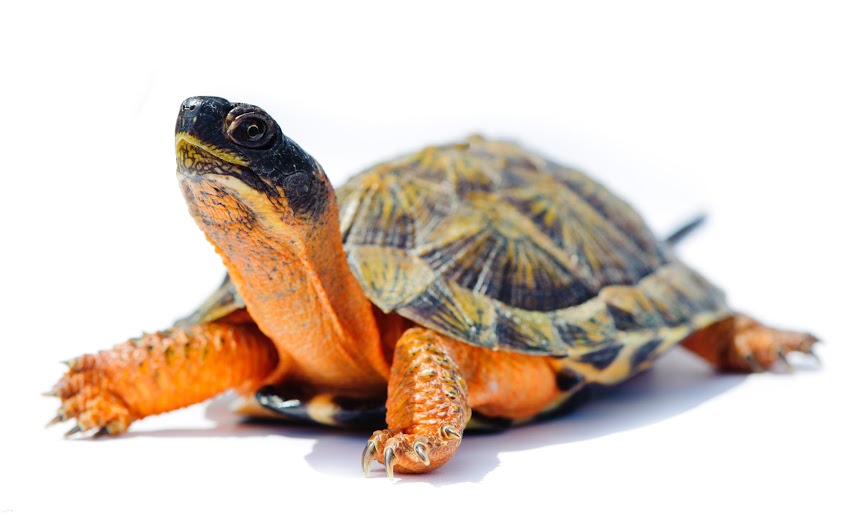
[442,425,462,440]
[414,442,430,466]
[361,440,377,478]
[46,413,64,428]
[93,427,110,438]
[64,425,83,438]
[778,350,795,373]
[61,359,80,371]
[743,354,764,373]
[384,446,396,481]
[42,390,59,397]
[805,349,822,365]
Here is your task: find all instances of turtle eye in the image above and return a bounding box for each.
[226,111,277,149]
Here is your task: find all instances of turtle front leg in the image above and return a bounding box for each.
[682,314,819,372]
[46,323,278,436]
[362,328,470,479]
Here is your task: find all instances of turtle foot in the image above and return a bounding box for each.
[683,314,820,373]
[45,323,278,438]
[362,424,463,480]
[361,328,471,480]
[45,354,134,437]
[728,316,819,372]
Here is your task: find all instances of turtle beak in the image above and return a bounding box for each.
[175,97,251,177]
[176,96,231,138]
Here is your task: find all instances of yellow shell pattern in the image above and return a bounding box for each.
[337,136,729,374]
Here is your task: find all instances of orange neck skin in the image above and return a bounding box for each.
[180,173,391,397]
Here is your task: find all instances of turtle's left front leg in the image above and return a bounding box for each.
[362,328,470,479]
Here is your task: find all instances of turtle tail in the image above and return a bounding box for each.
[665,214,707,246]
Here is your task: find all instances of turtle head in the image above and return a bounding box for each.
[175,96,329,225]
[174,98,383,391]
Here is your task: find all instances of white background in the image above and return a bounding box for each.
[2,1,841,516]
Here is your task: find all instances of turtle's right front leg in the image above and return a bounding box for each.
[46,322,278,436]
[362,328,471,479]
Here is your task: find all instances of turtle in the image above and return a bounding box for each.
[47,96,819,479]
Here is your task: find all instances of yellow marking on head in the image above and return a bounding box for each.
[175,132,249,167]
[175,136,285,219]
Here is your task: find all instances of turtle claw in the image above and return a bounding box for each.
[63,425,83,438]
[64,424,111,439]
[805,348,822,365]
[46,413,64,428]
[741,353,764,373]
[363,424,463,478]
[414,442,430,467]
[772,329,821,372]
[47,356,134,438]
[777,350,795,373]
[361,434,438,479]
[361,440,377,478]
[92,427,111,438]
[384,446,396,481]
[442,425,462,440]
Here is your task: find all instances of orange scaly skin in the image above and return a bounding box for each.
[682,314,819,372]
[364,324,565,475]
[367,328,470,475]
[179,163,390,396]
[444,335,562,420]
[51,324,278,435]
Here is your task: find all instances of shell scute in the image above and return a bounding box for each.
[551,298,618,352]
[346,246,436,313]
[577,344,624,370]
[338,137,729,357]
[555,169,668,265]
[417,196,598,312]
[501,180,661,287]
[398,280,497,347]
[629,338,663,371]
[494,306,557,354]
[339,168,453,250]
[601,285,664,331]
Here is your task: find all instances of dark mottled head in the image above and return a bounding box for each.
[175,96,328,219]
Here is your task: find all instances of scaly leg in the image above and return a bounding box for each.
[362,328,471,479]
[46,323,278,436]
[682,314,819,372]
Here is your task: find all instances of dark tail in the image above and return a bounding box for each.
[665,214,707,246]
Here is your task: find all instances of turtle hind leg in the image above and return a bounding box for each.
[362,328,470,479]
[46,323,278,436]
[682,314,819,372]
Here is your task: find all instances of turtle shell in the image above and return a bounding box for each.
[337,136,729,358]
